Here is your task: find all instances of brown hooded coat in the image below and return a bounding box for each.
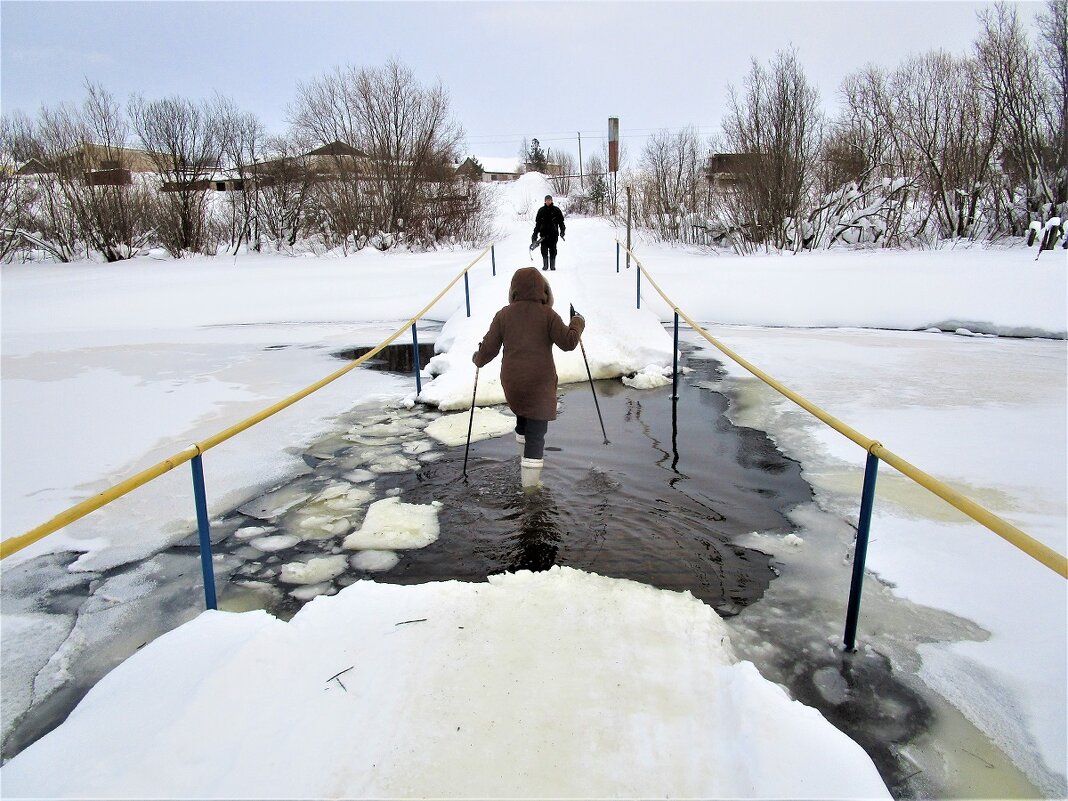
[472,268,585,421]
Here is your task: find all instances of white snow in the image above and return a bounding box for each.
[342,496,443,551]
[425,406,517,446]
[0,568,890,799]
[248,534,299,553]
[1,168,1064,794]
[622,363,674,389]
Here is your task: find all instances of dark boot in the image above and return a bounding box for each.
[549,255,556,271]
[541,254,549,271]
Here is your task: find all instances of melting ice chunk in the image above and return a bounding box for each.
[279,555,348,585]
[233,526,273,539]
[238,485,314,521]
[249,534,300,553]
[350,550,400,572]
[368,454,419,474]
[425,408,516,447]
[343,497,442,550]
[287,582,338,601]
[343,469,376,484]
[622,364,672,389]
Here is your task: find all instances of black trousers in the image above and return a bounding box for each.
[515,416,548,458]
[540,238,558,270]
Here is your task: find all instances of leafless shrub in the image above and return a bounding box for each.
[719,48,824,251]
[636,127,705,240]
[291,59,483,250]
[549,152,575,196]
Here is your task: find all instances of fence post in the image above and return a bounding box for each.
[636,265,641,310]
[626,186,632,270]
[411,322,422,396]
[464,272,471,318]
[190,453,218,611]
[616,241,620,273]
[672,311,680,400]
[844,451,880,651]
[491,244,496,277]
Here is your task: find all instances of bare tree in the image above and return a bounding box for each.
[976,3,1063,231]
[885,51,999,240]
[720,48,824,250]
[1035,0,1067,205]
[291,59,475,248]
[130,94,225,256]
[637,127,705,240]
[549,151,575,196]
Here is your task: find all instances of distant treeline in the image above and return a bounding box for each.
[0,60,493,262]
[573,1,1067,252]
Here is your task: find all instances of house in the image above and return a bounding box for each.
[705,153,760,191]
[17,143,160,186]
[457,156,522,183]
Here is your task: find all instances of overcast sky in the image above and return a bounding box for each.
[0,1,1043,161]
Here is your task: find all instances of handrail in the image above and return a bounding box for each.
[0,244,494,561]
[618,240,1067,580]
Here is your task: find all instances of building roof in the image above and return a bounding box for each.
[467,156,522,175]
[306,141,369,159]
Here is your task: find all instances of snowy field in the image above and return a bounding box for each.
[1,173,1065,796]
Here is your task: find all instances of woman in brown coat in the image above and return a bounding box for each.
[473,267,585,489]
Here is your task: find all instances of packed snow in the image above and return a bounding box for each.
[1,171,1065,796]
[342,497,443,551]
[0,568,890,799]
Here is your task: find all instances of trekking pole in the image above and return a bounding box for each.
[573,305,609,445]
[462,366,480,479]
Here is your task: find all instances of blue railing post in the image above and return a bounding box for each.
[464,272,471,318]
[190,453,218,611]
[491,244,496,277]
[411,322,422,395]
[616,241,620,273]
[844,451,880,651]
[636,266,641,310]
[672,311,680,399]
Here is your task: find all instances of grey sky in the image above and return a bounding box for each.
[0,1,1042,161]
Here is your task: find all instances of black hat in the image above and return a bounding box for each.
[544,194,553,200]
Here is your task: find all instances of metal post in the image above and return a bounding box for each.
[636,265,641,310]
[464,272,471,318]
[616,241,620,273]
[672,311,680,399]
[626,185,632,270]
[190,454,218,611]
[844,452,880,651]
[491,244,496,277]
[577,132,584,190]
[411,322,422,395]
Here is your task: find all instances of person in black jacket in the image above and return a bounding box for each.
[532,195,565,271]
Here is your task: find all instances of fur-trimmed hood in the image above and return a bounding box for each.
[509,267,554,307]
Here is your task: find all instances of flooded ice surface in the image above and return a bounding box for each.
[2,345,1028,799]
[209,349,804,624]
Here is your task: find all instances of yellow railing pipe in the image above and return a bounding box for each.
[618,240,1067,580]
[1,245,494,561]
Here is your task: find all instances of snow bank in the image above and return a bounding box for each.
[0,567,890,799]
[417,268,675,410]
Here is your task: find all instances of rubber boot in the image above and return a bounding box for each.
[549,254,556,271]
[542,254,549,271]
[521,457,543,491]
[516,433,526,459]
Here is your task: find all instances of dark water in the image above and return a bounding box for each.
[333,342,436,373]
[207,350,812,620]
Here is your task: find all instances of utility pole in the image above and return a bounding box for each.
[577,132,584,190]
[626,184,632,270]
